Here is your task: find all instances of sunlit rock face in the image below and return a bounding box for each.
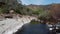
[0,16,37,34]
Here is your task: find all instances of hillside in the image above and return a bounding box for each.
[0,0,30,15]
[0,0,60,18]
[26,4,60,19]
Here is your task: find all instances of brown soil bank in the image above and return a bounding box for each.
[49,4,60,19]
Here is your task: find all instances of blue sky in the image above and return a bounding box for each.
[20,0,60,5]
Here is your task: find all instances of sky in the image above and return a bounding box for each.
[20,0,60,5]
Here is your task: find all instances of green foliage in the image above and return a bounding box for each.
[32,8,44,15]
[0,0,51,16]
[27,8,30,11]
[15,9,22,14]
[0,8,2,14]
[0,8,6,14]
[30,20,40,24]
[39,11,49,17]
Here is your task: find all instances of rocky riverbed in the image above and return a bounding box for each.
[0,16,37,34]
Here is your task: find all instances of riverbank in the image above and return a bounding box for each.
[0,16,37,34]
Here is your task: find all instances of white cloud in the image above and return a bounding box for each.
[21,0,45,5]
